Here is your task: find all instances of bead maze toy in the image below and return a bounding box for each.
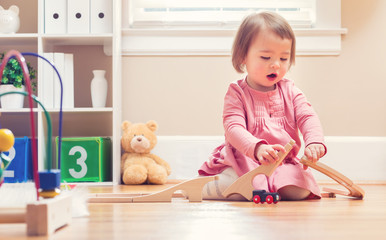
[0,50,72,235]
[300,156,365,199]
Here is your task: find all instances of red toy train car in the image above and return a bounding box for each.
[253,190,280,204]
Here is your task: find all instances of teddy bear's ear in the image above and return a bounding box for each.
[9,5,19,15]
[122,121,132,131]
[146,120,158,132]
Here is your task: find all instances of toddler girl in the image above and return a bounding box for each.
[199,12,326,201]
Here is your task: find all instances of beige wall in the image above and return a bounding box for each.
[122,0,386,136]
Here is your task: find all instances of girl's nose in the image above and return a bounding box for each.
[270,60,280,69]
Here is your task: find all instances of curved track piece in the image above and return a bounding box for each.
[300,157,365,199]
[89,175,218,203]
[222,140,296,201]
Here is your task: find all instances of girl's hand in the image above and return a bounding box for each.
[303,143,326,170]
[255,143,285,165]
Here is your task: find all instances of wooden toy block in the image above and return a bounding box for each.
[300,157,365,199]
[88,175,218,203]
[2,137,33,183]
[57,137,111,182]
[222,140,296,201]
[0,194,72,236]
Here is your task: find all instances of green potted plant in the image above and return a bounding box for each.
[0,52,36,109]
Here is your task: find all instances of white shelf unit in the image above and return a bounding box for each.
[0,0,122,184]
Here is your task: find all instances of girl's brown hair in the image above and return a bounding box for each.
[232,12,296,73]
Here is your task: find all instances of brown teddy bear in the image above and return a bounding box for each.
[121,120,171,185]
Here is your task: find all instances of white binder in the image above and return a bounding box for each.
[63,54,74,108]
[67,0,90,34]
[44,0,67,34]
[53,52,65,109]
[91,0,113,33]
[42,52,54,109]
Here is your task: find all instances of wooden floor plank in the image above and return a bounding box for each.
[1,184,385,240]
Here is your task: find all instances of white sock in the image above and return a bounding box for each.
[202,168,246,201]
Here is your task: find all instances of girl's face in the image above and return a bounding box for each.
[243,28,292,92]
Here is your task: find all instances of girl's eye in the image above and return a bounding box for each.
[280,58,288,61]
[261,56,270,60]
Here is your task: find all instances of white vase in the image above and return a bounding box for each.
[90,70,108,108]
[0,85,25,109]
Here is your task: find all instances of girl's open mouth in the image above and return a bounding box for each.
[267,73,278,81]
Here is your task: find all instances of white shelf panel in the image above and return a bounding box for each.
[0,108,39,113]
[0,34,39,46]
[0,108,113,113]
[45,107,113,113]
[42,35,113,46]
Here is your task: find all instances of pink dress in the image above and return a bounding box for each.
[198,77,326,198]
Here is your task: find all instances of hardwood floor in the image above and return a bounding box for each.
[1,183,386,240]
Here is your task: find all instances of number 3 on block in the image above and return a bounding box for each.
[69,146,88,179]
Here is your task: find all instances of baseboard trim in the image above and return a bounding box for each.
[154,136,386,182]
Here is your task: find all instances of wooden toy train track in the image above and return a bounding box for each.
[88,175,218,203]
[300,157,365,199]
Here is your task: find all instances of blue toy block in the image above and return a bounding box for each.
[3,137,33,183]
[39,169,61,190]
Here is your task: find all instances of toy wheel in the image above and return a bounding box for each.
[266,195,274,204]
[253,195,261,204]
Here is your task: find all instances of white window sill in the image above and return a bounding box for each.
[121,28,348,56]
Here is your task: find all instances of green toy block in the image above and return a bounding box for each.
[56,137,112,182]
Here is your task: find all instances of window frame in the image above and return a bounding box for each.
[121,0,347,56]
